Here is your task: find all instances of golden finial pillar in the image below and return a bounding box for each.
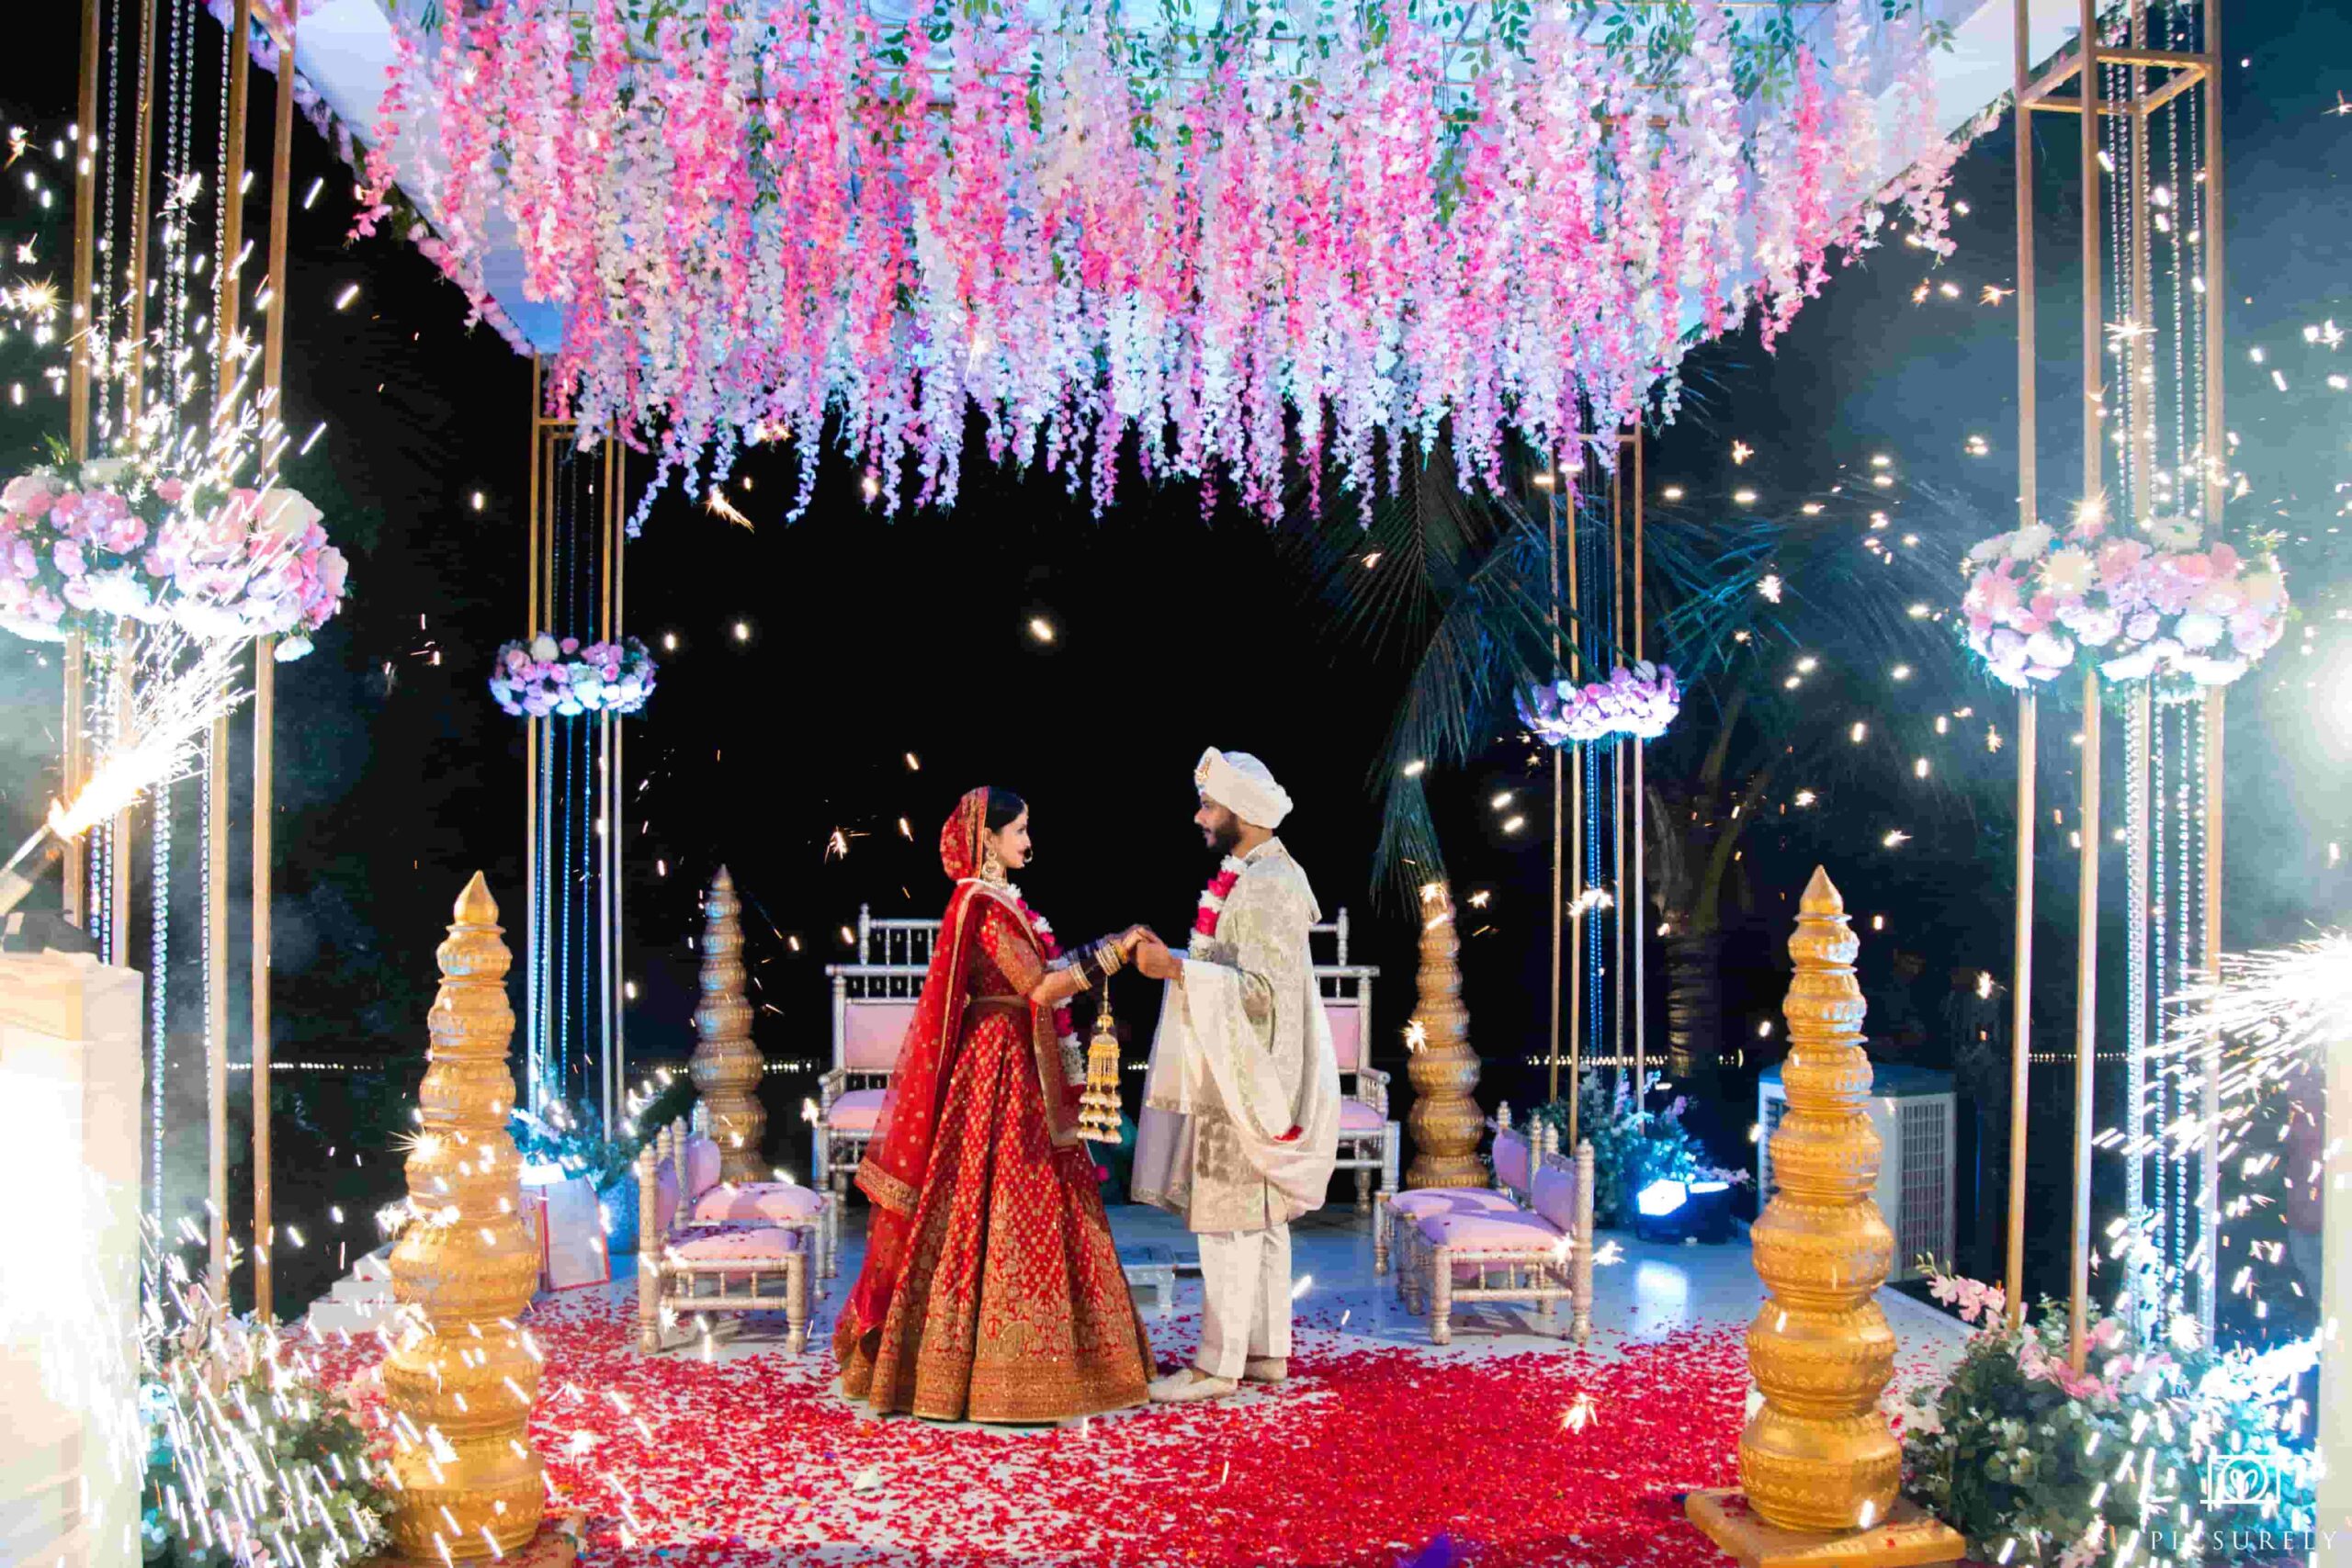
[691,866,766,1182]
[383,875,558,1562]
[1686,867,1960,1568]
[1405,881,1486,1190]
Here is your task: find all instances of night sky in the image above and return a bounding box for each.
[1,1,2346,1322]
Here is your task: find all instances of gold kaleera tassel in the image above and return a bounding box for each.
[691,866,767,1181]
[1077,987,1123,1142]
[383,874,563,1563]
[1685,866,1962,1568]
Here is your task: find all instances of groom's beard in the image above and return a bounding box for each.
[1204,818,1244,857]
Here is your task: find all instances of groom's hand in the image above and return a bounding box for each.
[1134,935,1182,982]
[1116,923,1159,954]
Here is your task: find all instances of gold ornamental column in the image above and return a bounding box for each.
[1405,881,1484,1190]
[1687,868,1961,1568]
[691,866,766,1181]
[384,875,560,1563]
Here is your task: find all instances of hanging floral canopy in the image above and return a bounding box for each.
[368,0,1970,524]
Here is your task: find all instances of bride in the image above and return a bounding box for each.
[834,786,1156,1421]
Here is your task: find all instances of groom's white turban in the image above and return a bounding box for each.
[1195,748,1293,830]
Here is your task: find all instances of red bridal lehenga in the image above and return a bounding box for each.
[833,791,1154,1422]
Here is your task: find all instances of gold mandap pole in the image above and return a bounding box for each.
[250,0,298,1325]
[205,0,255,1307]
[2004,0,2039,1330]
[62,0,101,932]
[1546,463,1564,1111]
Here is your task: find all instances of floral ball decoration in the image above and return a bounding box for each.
[489,633,658,718]
[1960,513,2288,693]
[1516,661,1681,746]
[0,455,347,655]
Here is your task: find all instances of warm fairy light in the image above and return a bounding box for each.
[1800,502,1825,516]
[470,491,486,511]
[1027,616,1056,643]
[1733,488,1758,506]
[1661,486,1685,501]
[334,282,359,310]
[1500,815,1525,834]
[662,632,678,651]
[1882,830,1910,849]
[1794,655,1818,673]
[1532,471,1555,490]
[732,621,750,641]
[1849,722,1868,743]
[1731,442,1753,466]
[1402,760,1427,778]
[1490,791,1515,809]
[1793,790,1816,807]
[1914,758,1930,779]
[1892,664,1912,681]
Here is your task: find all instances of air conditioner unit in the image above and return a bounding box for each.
[1757,1061,1954,1284]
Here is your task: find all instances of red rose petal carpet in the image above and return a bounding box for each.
[313,1292,1951,1567]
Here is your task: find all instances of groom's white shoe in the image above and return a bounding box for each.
[1148,1367,1238,1404]
[1242,1357,1288,1384]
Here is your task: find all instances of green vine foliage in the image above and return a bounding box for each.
[1901,1284,2316,1567]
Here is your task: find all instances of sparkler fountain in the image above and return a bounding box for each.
[382,874,562,1564]
[690,866,765,1183]
[1686,867,1962,1567]
[1404,881,1484,1190]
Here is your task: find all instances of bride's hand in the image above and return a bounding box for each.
[1116,924,1157,954]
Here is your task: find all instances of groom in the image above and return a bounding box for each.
[1130,749,1341,1403]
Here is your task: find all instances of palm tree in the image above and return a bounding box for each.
[1300,450,2013,1088]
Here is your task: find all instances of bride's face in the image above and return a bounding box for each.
[987,810,1032,872]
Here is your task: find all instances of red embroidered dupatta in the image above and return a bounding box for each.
[840,789,1076,1345]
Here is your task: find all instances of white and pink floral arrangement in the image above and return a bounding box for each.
[488,634,658,718]
[1517,661,1681,746]
[0,456,347,656]
[366,0,1973,526]
[1959,513,2287,693]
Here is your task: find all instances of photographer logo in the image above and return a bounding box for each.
[2202,1452,2281,1510]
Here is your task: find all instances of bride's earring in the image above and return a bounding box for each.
[979,842,1005,883]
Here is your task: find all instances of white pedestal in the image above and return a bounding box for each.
[0,950,143,1568]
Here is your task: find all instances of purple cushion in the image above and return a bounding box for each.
[1389,1188,1518,1219]
[1492,1128,1532,1194]
[693,1182,826,1225]
[686,1135,724,1200]
[1532,1160,1580,1235]
[1412,1208,1565,1256]
[671,1226,807,1263]
[1338,1100,1387,1134]
[826,1089,886,1132]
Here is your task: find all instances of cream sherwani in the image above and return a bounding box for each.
[1132,838,1340,1379]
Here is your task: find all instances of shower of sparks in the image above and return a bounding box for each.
[705,488,754,529]
[49,632,249,842]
